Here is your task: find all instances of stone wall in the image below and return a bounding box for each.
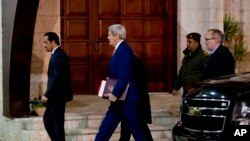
[224,0,250,73]
[0,0,3,140]
[0,0,3,115]
[0,116,23,141]
[177,0,224,70]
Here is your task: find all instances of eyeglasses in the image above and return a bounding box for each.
[205,38,216,41]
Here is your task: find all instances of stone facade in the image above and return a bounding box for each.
[0,0,2,116]
[1,0,250,140]
[225,0,250,73]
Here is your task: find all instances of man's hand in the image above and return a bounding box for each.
[41,95,48,103]
[107,93,117,102]
[172,89,178,96]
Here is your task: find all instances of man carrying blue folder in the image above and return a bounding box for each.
[94,24,153,141]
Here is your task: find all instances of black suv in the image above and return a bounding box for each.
[172,72,250,141]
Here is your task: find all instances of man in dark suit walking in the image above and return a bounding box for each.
[201,29,235,80]
[41,32,73,141]
[95,24,153,141]
[119,56,152,141]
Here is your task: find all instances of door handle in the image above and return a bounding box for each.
[95,36,100,50]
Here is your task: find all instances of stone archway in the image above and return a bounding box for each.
[2,0,40,118]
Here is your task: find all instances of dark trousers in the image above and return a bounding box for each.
[95,102,153,141]
[43,102,66,141]
[119,118,132,141]
[119,118,153,141]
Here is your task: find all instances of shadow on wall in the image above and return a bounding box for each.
[30,52,50,99]
[30,52,44,74]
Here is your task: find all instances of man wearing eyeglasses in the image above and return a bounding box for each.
[201,29,235,80]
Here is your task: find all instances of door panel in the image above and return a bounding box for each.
[123,0,144,16]
[61,0,92,94]
[61,0,177,94]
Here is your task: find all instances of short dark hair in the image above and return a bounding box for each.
[186,32,201,42]
[44,32,60,45]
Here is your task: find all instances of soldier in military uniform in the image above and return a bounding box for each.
[172,32,208,96]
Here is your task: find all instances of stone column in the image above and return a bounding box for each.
[178,0,224,67]
[0,0,3,115]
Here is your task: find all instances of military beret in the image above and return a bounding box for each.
[186,32,201,42]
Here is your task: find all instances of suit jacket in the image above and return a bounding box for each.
[109,41,139,103]
[201,45,235,80]
[45,47,73,104]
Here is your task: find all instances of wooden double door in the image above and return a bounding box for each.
[61,0,177,94]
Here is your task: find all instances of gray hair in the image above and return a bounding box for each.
[108,24,126,39]
[208,29,224,44]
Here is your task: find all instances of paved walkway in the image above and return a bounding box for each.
[65,93,182,116]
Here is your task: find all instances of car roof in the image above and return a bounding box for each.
[202,72,250,89]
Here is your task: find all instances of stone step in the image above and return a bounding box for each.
[22,124,173,141]
[2,94,180,141]
[22,115,103,130]
[21,108,177,141]
[23,111,178,130]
